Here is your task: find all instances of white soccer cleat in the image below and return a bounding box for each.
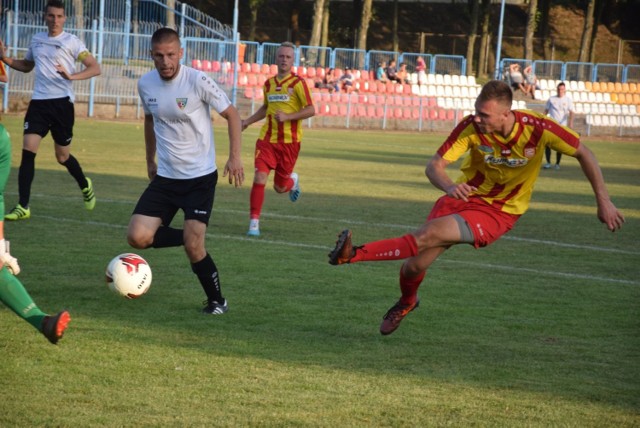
[247,219,260,237]
[1,241,20,275]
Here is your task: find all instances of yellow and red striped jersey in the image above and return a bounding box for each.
[259,72,313,144]
[437,110,580,215]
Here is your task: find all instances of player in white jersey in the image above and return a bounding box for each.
[0,0,101,221]
[544,82,575,170]
[128,28,244,315]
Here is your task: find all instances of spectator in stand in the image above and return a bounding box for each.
[376,61,388,83]
[508,63,533,98]
[544,82,575,170]
[322,68,340,93]
[396,62,410,84]
[340,67,355,93]
[523,65,538,99]
[416,56,427,85]
[386,59,402,83]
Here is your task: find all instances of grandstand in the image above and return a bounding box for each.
[1,0,638,136]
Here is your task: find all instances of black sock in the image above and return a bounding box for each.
[18,150,36,207]
[191,253,223,303]
[151,226,183,248]
[62,154,88,189]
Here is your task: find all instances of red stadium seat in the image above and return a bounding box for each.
[201,60,212,72]
[192,59,202,70]
[211,61,221,73]
[251,62,261,74]
[260,63,270,74]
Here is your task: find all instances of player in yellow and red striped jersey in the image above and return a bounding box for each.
[328,80,625,336]
[241,42,315,237]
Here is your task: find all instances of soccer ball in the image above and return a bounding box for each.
[105,253,152,299]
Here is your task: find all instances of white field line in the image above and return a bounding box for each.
[35,211,639,286]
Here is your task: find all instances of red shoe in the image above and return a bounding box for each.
[42,311,71,344]
[328,229,354,265]
[380,300,419,335]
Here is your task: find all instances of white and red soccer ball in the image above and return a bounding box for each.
[105,253,152,299]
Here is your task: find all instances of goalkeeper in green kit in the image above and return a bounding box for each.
[0,122,70,344]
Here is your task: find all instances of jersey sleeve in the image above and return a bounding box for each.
[195,70,231,113]
[542,117,580,155]
[436,116,475,162]
[137,79,151,115]
[294,78,313,108]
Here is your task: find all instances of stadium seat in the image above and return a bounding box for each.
[250,63,260,74]
[584,81,592,91]
[192,59,202,70]
[270,64,278,74]
[241,62,251,73]
[201,60,212,72]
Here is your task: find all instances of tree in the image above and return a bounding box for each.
[578,0,596,62]
[356,0,373,52]
[307,0,327,65]
[247,0,265,41]
[466,0,480,76]
[538,0,552,59]
[166,0,176,29]
[477,0,492,78]
[523,0,538,60]
[72,0,84,41]
[308,0,326,48]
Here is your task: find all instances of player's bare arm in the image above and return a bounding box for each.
[573,144,625,232]
[241,104,267,130]
[274,104,315,122]
[143,115,158,180]
[219,105,245,187]
[426,154,477,201]
[0,40,35,73]
[56,53,101,81]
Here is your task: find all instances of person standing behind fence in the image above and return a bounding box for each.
[0,0,101,221]
[544,82,575,170]
[241,42,315,237]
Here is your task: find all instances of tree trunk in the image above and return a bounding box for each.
[466,0,480,76]
[588,0,607,63]
[321,1,330,54]
[578,0,595,62]
[538,0,551,59]
[524,0,537,60]
[392,0,399,52]
[356,0,373,51]
[290,0,302,45]
[309,0,326,48]
[478,0,491,78]
[166,0,176,29]
[248,0,264,42]
[72,0,84,41]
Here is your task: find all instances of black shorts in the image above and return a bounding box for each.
[24,97,75,146]
[133,170,218,226]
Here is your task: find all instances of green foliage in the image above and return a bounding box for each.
[0,116,638,426]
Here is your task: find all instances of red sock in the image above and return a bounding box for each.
[352,234,418,262]
[249,183,266,219]
[399,264,425,306]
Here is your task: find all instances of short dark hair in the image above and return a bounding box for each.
[151,27,180,45]
[477,80,513,107]
[557,82,566,89]
[46,1,65,12]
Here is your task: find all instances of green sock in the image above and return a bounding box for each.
[0,267,47,331]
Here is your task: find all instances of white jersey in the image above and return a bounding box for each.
[25,31,91,102]
[137,65,232,180]
[545,95,574,126]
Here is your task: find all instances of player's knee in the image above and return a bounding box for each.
[127,230,152,249]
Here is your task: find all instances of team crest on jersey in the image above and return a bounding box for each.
[176,98,188,109]
[524,147,536,158]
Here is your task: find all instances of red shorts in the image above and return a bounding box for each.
[254,139,301,183]
[427,195,520,248]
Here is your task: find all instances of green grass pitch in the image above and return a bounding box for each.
[0,114,638,426]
